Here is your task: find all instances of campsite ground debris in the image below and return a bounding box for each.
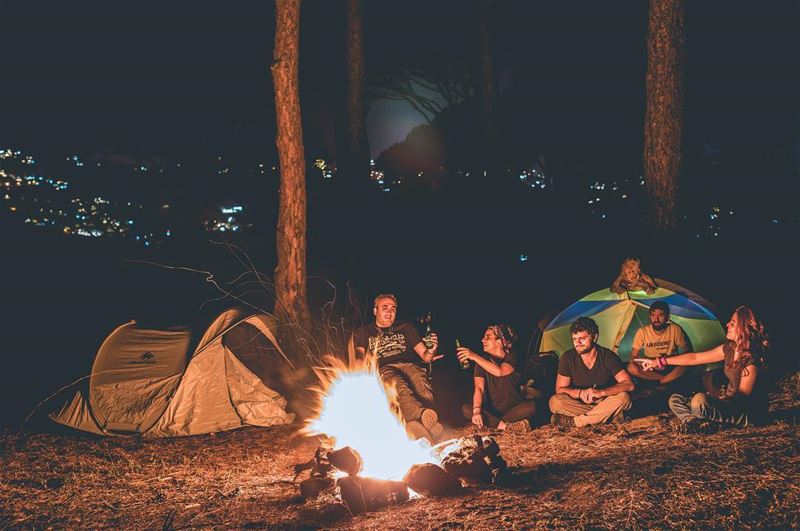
[1,372,799,529]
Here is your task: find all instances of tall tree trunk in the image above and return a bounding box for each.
[477,1,498,177]
[344,0,369,181]
[644,0,685,231]
[272,0,311,327]
[478,3,496,153]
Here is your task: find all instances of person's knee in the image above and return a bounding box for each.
[549,393,568,412]
[690,392,708,412]
[616,391,632,408]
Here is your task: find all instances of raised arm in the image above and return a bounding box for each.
[639,343,726,371]
[626,331,661,381]
[457,348,514,377]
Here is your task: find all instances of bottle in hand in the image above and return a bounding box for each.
[423,314,435,350]
[456,338,469,370]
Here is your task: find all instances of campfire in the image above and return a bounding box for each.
[296,358,508,514]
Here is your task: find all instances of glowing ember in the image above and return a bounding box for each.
[305,360,439,480]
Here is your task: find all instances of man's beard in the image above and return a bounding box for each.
[652,321,668,331]
[576,343,594,355]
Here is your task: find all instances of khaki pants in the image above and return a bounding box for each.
[549,392,632,427]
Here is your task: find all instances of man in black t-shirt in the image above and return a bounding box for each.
[351,293,443,441]
[549,317,635,427]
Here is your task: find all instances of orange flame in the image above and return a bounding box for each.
[304,356,440,480]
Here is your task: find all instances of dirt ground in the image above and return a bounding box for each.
[2,374,799,530]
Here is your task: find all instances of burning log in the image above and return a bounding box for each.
[299,477,335,500]
[336,476,409,515]
[403,463,463,496]
[329,446,363,476]
[293,446,333,480]
[442,435,508,485]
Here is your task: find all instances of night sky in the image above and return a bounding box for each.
[2,1,797,170]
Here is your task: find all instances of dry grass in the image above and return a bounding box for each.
[2,373,798,530]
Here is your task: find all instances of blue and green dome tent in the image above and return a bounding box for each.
[536,280,726,362]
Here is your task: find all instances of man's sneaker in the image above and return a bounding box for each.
[675,418,719,434]
[550,413,575,428]
[611,411,629,425]
[428,422,445,441]
[505,419,532,433]
[420,408,444,442]
[420,408,439,430]
[405,420,431,441]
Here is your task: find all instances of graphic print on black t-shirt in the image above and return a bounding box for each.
[368,331,407,360]
[352,321,421,366]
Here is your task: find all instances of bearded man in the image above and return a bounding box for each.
[626,301,692,386]
[549,317,634,427]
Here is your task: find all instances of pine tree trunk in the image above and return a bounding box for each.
[272,0,311,327]
[644,0,685,231]
[344,0,368,181]
[478,3,496,167]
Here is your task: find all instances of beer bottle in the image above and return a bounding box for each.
[456,338,469,370]
[423,313,435,350]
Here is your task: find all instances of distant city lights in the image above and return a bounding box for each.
[1,147,794,247]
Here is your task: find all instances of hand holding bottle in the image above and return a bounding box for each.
[456,341,475,370]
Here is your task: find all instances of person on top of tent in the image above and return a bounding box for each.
[610,257,658,294]
[549,317,635,428]
[639,305,770,433]
[351,293,444,442]
[456,324,536,433]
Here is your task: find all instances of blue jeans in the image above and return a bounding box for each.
[668,392,753,427]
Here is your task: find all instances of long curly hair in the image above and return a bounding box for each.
[727,305,770,369]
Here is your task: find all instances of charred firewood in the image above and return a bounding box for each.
[442,435,507,485]
[403,463,463,496]
[299,477,335,500]
[329,446,363,476]
[336,476,409,514]
[294,447,333,481]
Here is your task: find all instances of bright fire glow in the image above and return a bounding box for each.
[305,358,439,481]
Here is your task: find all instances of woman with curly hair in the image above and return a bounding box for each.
[639,306,770,431]
[457,324,536,432]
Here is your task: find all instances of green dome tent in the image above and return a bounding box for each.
[535,280,726,363]
[50,308,297,437]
